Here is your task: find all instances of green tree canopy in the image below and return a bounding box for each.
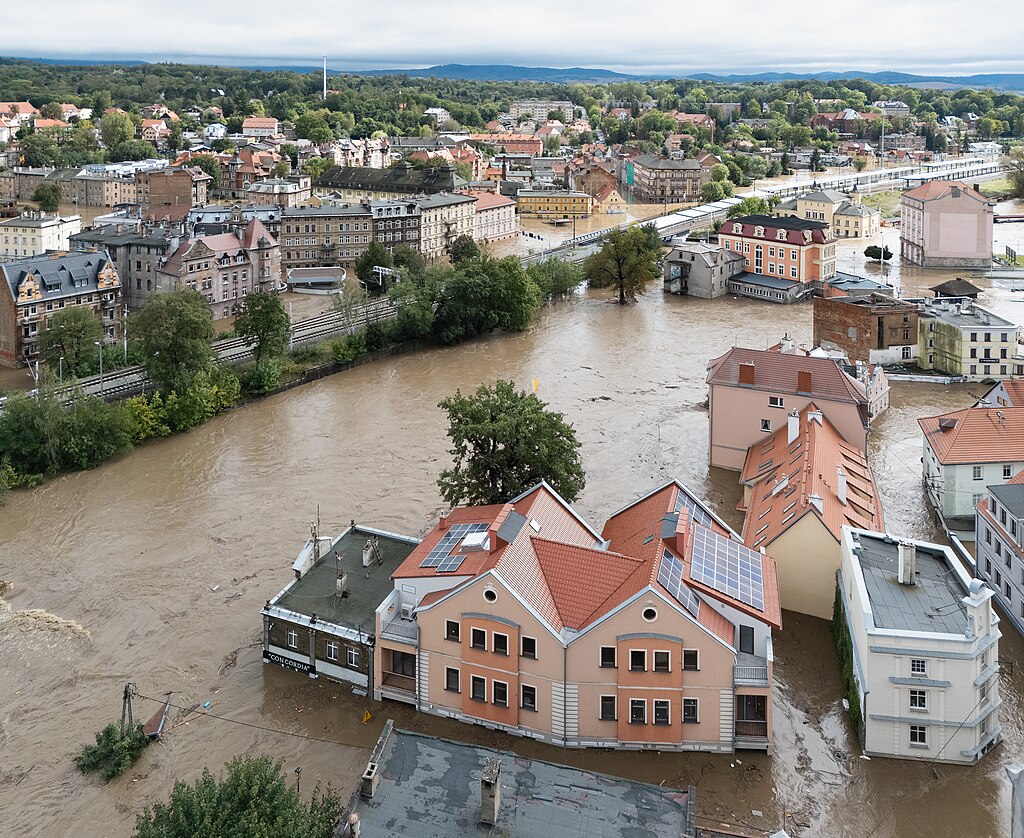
[100,111,135,149]
[354,240,394,289]
[233,291,290,363]
[110,139,158,162]
[134,755,341,838]
[188,154,221,187]
[131,289,214,393]
[727,196,774,218]
[584,226,660,304]
[432,256,540,344]
[33,181,62,213]
[302,156,332,183]
[37,306,103,377]
[437,379,586,506]
[449,234,480,265]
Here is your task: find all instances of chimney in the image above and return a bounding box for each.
[480,757,501,825]
[738,362,756,386]
[439,514,449,532]
[898,541,917,586]
[797,370,812,394]
[836,465,847,506]
[808,493,824,514]
[787,409,800,444]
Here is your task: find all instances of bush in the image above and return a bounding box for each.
[363,320,396,352]
[75,722,148,781]
[288,344,330,364]
[208,366,241,413]
[832,587,863,733]
[330,332,366,363]
[124,395,171,443]
[162,381,215,432]
[242,359,281,396]
[59,396,134,470]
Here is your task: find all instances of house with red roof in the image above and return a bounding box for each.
[738,403,883,618]
[373,480,781,753]
[717,215,838,288]
[0,101,38,124]
[458,189,517,242]
[899,180,993,268]
[242,116,281,138]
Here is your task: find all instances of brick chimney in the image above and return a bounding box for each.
[797,370,812,394]
[738,362,755,386]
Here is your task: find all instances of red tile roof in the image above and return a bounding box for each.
[741,403,883,551]
[707,347,867,406]
[392,505,507,579]
[902,180,987,203]
[458,190,514,210]
[919,406,1024,465]
[242,117,279,130]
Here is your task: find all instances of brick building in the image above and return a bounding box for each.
[812,294,920,364]
[139,167,212,221]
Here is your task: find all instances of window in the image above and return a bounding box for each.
[909,725,928,746]
[445,620,460,641]
[653,700,670,725]
[642,607,658,621]
[769,396,784,408]
[910,689,927,710]
[445,667,460,692]
[492,632,509,656]
[521,636,537,659]
[600,695,617,721]
[493,680,509,708]
[470,675,486,701]
[629,699,647,725]
[682,698,699,723]
[654,651,671,672]
[471,628,486,650]
[973,465,983,481]
[325,639,338,661]
[683,650,699,671]
[629,650,647,671]
[347,648,359,668]
[760,418,771,432]
[1004,465,1013,479]
[286,628,298,648]
[911,658,927,676]
[739,625,755,655]
[600,646,617,668]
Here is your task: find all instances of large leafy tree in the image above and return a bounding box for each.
[354,241,393,288]
[437,380,586,506]
[134,755,341,838]
[37,306,103,377]
[584,226,660,304]
[131,289,214,393]
[234,291,290,363]
[99,111,135,149]
[448,234,480,266]
[189,154,221,187]
[33,182,62,213]
[432,256,539,345]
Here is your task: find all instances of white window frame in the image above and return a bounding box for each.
[325,639,338,661]
[521,683,537,712]
[347,647,359,668]
[629,649,647,672]
[629,699,647,725]
[909,725,928,746]
[492,679,509,708]
[520,636,537,659]
[653,650,671,672]
[910,658,927,677]
[599,695,617,721]
[471,627,487,650]
[445,666,460,693]
[682,649,699,671]
[492,632,509,656]
[909,689,927,710]
[286,628,298,649]
[470,675,486,701]
[445,620,460,641]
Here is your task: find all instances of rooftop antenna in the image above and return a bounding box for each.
[323,56,328,102]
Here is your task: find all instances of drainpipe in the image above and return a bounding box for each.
[562,642,568,747]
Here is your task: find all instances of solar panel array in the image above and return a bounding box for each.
[674,488,713,529]
[657,550,701,617]
[689,526,765,612]
[421,523,489,572]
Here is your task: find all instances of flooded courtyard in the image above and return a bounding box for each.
[1,247,1023,836]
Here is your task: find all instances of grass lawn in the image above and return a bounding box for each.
[978,177,1013,198]
[861,190,901,217]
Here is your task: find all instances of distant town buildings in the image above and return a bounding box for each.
[872,100,912,117]
[509,100,574,121]
[316,162,468,201]
[837,527,1001,764]
[515,188,592,217]
[900,181,993,268]
[626,155,707,204]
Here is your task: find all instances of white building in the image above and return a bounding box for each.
[204,123,228,141]
[838,527,1001,764]
[0,213,82,260]
[975,469,1024,638]
[919,405,1024,537]
[423,107,452,125]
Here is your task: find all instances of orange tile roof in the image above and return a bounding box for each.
[33,119,69,129]
[918,406,1024,465]
[902,179,987,202]
[242,117,279,129]
[707,346,867,406]
[457,190,514,210]
[981,380,1024,407]
[741,403,883,552]
[392,505,507,579]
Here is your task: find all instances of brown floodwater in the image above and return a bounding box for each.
[1,268,1022,837]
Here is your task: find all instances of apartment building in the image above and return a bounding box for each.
[916,297,1020,380]
[774,189,880,238]
[0,212,82,260]
[837,528,1001,764]
[509,100,574,120]
[241,117,280,138]
[460,190,518,243]
[515,189,592,218]
[900,181,993,268]
[70,226,178,310]
[374,480,782,753]
[717,215,837,285]
[976,469,1024,638]
[370,200,422,252]
[280,204,372,272]
[0,251,122,366]
[316,162,468,201]
[627,155,706,204]
[662,242,745,299]
[416,193,477,259]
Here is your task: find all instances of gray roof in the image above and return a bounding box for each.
[853,533,969,635]
[920,301,1015,330]
[989,482,1024,519]
[1,251,115,303]
[317,162,467,195]
[71,228,172,249]
[282,204,372,218]
[414,192,476,209]
[354,727,697,838]
[730,271,801,291]
[834,202,876,217]
[633,154,701,170]
[800,188,847,204]
[272,526,417,634]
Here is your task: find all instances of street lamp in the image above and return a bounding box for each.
[123,303,129,364]
[58,355,64,385]
[94,341,104,395]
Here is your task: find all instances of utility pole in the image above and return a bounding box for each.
[122,303,129,364]
[120,683,136,738]
[323,56,327,102]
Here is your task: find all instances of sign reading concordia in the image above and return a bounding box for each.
[263,650,315,675]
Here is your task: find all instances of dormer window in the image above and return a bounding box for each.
[803,230,814,244]
[776,229,787,241]
[732,223,742,234]
[754,226,764,238]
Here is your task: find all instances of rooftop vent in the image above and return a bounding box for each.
[480,757,502,826]
[897,541,917,586]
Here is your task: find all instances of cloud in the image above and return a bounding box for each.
[3,0,1023,75]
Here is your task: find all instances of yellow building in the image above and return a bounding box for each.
[516,189,593,217]
[774,189,880,238]
[0,212,82,260]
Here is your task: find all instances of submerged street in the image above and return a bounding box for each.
[1,254,1023,836]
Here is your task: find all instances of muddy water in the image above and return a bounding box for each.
[1,276,1022,837]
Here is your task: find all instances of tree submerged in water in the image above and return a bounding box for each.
[864,245,893,261]
[75,722,148,781]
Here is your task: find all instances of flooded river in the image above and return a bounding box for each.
[1,266,1023,837]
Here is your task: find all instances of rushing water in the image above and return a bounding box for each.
[1,263,1023,837]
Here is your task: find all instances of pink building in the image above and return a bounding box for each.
[459,190,518,243]
[899,180,993,268]
[374,480,782,753]
[706,347,869,471]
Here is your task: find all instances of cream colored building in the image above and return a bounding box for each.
[0,213,82,260]
[916,297,1020,380]
[774,189,880,238]
[416,193,476,259]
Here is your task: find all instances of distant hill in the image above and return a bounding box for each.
[684,70,1024,91]
[357,64,640,83]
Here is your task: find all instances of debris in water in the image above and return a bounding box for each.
[202,701,211,709]
[859,755,871,760]
[209,585,220,593]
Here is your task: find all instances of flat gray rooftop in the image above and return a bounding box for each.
[274,527,416,633]
[855,535,968,635]
[351,728,695,838]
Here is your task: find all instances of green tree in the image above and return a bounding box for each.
[59,394,134,470]
[37,306,103,377]
[354,240,394,289]
[134,755,341,838]
[809,147,823,172]
[709,163,730,182]
[584,226,660,304]
[0,391,69,476]
[271,160,290,178]
[75,722,148,782]
[110,140,158,162]
[294,112,334,144]
[39,102,63,120]
[33,182,62,213]
[72,120,99,151]
[167,121,183,151]
[391,243,426,279]
[188,154,221,187]
[437,380,586,506]
[100,111,135,149]
[449,234,480,265]
[1006,147,1024,199]
[432,257,540,344]
[864,245,893,261]
[19,132,58,167]
[233,291,290,363]
[700,180,730,202]
[303,156,332,182]
[727,196,774,218]
[131,289,214,393]
[526,259,584,298]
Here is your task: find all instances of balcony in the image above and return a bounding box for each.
[734,651,770,686]
[380,614,419,646]
[735,720,769,738]
[380,672,415,693]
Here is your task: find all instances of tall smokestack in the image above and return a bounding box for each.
[323,56,328,102]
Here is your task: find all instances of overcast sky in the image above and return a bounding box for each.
[4,0,1023,76]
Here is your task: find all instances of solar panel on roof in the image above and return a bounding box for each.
[674,488,713,529]
[689,526,765,612]
[420,522,488,568]
[657,550,701,617]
